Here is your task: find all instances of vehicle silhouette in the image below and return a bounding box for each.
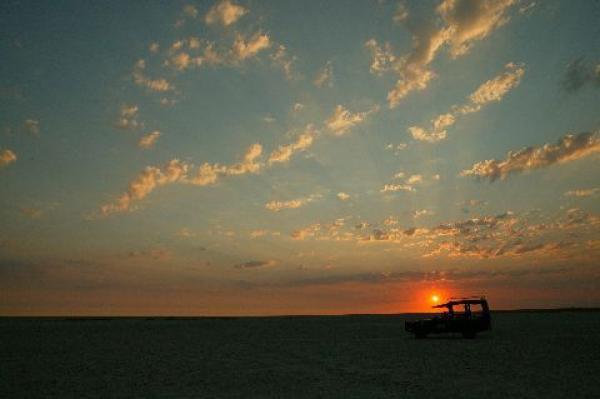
[405,297,491,339]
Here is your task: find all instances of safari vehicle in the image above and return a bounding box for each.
[405,297,491,339]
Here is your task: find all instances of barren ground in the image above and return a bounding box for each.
[1,311,599,398]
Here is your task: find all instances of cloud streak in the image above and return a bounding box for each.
[268,126,317,165]
[265,194,321,212]
[138,131,161,149]
[461,131,600,181]
[326,105,378,136]
[409,63,524,142]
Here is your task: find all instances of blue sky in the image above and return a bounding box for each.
[1,0,599,315]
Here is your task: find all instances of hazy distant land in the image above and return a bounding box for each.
[2,310,599,398]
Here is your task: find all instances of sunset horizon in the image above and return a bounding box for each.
[1,0,599,317]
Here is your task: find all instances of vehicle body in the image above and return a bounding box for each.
[405,297,491,339]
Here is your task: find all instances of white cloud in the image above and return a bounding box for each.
[268,125,317,165]
[0,149,17,168]
[406,174,423,184]
[365,39,396,76]
[265,194,321,212]
[183,4,198,18]
[326,104,378,136]
[133,59,173,92]
[190,143,264,185]
[138,131,161,149]
[101,159,189,215]
[408,125,447,143]
[393,3,409,23]
[250,229,268,238]
[385,0,516,107]
[115,105,141,130]
[205,0,247,26]
[231,32,271,61]
[380,184,415,193]
[270,44,297,80]
[293,103,304,113]
[100,143,264,216]
[409,63,524,142]
[413,209,435,218]
[337,192,351,201]
[314,61,333,88]
[461,131,600,181]
[465,63,525,108]
[23,119,40,135]
[386,143,408,154]
[564,188,600,198]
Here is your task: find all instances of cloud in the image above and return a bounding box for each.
[177,227,196,238]
[291,219,346,241]
[385,143,408,154]
[380,172,434,193]
[250,229,268,238]
[364,39,396,76]
[337,192,351,201]
[138,131,161,149]
[409,63,524,142]
[100,159,189,215]
[20,207,44,219]
[205,0,247,26]
[385,0,516,107]
[270,44,297,80]
[518,2,536,14]
[380,184,415,193]
[190,143,263,185]
[406,174,423,184]
[149,42,160,53]
[461,131,600,181]
[133,60,173,92]
[562,57,600,92]
[0,149,17,168]
[268,125,317,165]
[564,188,599,198]
[438,0,516,58]
[326,104,378,136]
[234,260,276,269]
[115,104,141,130]
[393,3,409,23]
[413,209,435,218]
[231,32,271,61]
[465,62,525,108]
[166,51,200,71]
[265,194,321,212]
[183,4,198,18]
[314,61,333,88]
[23,119,40,136]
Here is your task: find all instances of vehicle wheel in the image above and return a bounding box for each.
[462,329,476,339]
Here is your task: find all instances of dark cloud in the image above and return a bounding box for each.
[234,260,275,269]
[562,57,600,92]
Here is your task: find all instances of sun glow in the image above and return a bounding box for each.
[431,295,440,303]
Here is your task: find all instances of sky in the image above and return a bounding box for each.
[1,0,599,315]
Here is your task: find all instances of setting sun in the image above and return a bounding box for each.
[431,295,440,303]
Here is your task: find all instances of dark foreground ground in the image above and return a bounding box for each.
[1,311,599,398]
